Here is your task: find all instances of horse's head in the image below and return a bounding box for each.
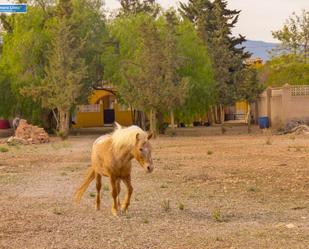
[134,132,154,173]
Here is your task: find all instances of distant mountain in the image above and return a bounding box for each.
[242,40,279,62]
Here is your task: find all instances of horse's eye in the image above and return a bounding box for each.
[139,148,143,152]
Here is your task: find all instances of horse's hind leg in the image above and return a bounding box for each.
[95,173,102,211]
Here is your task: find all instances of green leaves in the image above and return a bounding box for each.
[104,12,214,121]
[0,0,109,125]
[259,55,309,87]
[264,10,309,87]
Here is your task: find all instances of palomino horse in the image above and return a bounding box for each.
[74,123,153,216]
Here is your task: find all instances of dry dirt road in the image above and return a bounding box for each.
[0,126,308,249]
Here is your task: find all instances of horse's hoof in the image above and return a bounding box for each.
[111,208,118,216]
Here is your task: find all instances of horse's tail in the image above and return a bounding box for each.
[74,167,95,203]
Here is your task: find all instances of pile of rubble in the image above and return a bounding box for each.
[7,119,49,145]
[289,125,309,135]
[284,119,309,135]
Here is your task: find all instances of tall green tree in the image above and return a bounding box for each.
[119,0,160,17]
[118,14,188,136]
[180,0,250,123]
[0,4,50,123]
[22,0,87,137]
[104,12,214,134]
[0,0,108,133]
[174,18,215,123]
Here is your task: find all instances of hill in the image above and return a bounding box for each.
[242,40,279,62]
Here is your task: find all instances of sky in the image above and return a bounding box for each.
[1,0,309,42]
[104,0,309,43]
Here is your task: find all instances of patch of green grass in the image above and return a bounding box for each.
[50,141,72,150]
[103,184,109,191]
[265,138,272,145]
[265,130,273,145]
[207,150,213,155]
[160,183,168,189]
[89,192,96,198]
[125,213,132,219]
[212,209,224,222]
[53,207,64,215]
[291,206,306,210]
[0,147,9,153]
[163,165,175,170]
[142,217,149,224]
[63,164,82,173]
[178,202,184,211]
[288,145,308,152]
[248,186,258,192]
[161,200,171,212]
[7,140,20,148]
[0,174,20,184]
[215,237,223,242]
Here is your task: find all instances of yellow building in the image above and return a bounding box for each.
[226,57,263,122]
[73,86,133,128]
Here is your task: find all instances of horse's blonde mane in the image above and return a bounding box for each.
[111,125,147,153]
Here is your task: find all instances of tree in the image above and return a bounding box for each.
[180,0,250,123]
[0,0,109,133]
[259,55,309,86]
[119,0,160,17]
[0,4,50,123]
[260,10,309,87]
[272,10,309,61]
[104,12,214,135]
[21,0,87,137]
[71,0,109,101]
[174,18,215,123]
[120,14,188,136]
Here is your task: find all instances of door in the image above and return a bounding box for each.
[104,109,115,124]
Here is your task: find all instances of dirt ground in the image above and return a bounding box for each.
[0,126,308,249]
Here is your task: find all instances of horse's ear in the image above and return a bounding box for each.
[114,122,121,130]
[147,132,153,140]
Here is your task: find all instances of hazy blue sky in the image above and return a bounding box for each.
[1,0,309,42]
[105,0,309,42]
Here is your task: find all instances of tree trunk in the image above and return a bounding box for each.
[58,108,70,139]
[210,106,216,125]
[219,104,225,134]
[140,111,146,130]
[219,104,225,124]
[134,110,146,130]
[214,105,219,124]
[247,103,252,134]
[170,110,175,129]
[149,108,157,138]
[157,111,165,134]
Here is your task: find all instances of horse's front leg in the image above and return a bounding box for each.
[116,179,121,208]
[110,177,119,216]
[122,175,133,212]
